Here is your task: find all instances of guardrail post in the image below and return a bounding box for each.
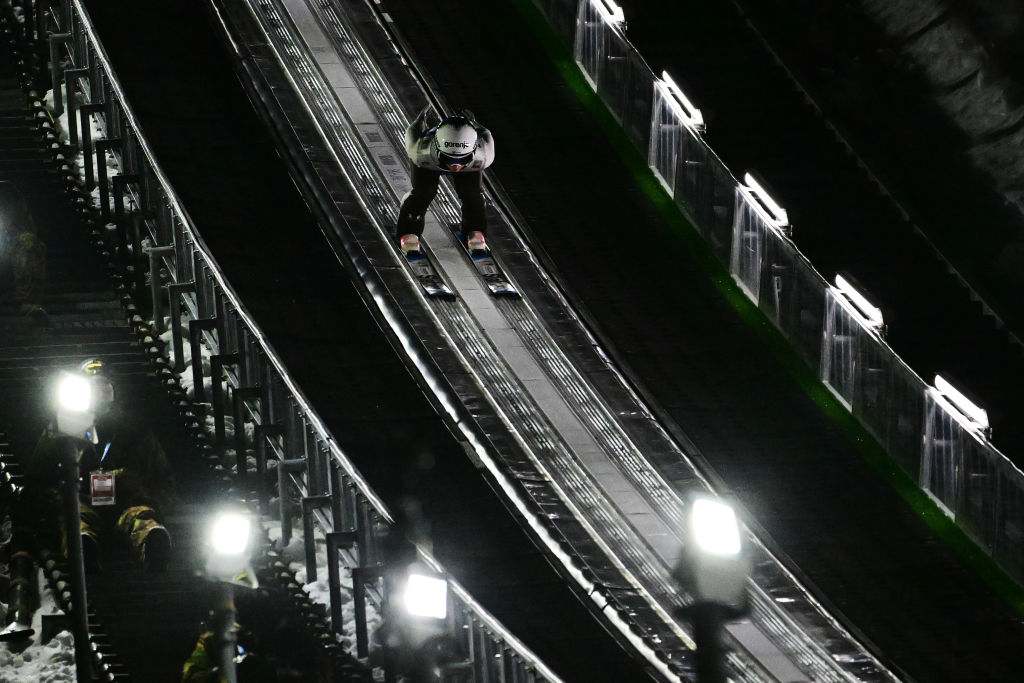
[254,423,283,514]
[145,245,174,332]
[189,318,218,402]
[166,282,194,369]
[210,353,240,450]
[329,461,345,530]
[47,33,70,115]
[112,174,138,259]
[233,386,260,479]
[63,66,88,146]
[94,138,120,222]
[278,457,304,546]
[353,565,384,658]
[132,210,150,298]
[78,103,105,190]
[326,531,357,633]
[306,439,327,497]
[301,495,331,582]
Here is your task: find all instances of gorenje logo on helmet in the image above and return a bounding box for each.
[444,141,470,149]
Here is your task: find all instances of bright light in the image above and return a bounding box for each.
[593,0,625,25]
[742,172,789,227]
[690,497,741,557]
[57,373,92,413]
[835,274,884,330]
[935,375,989,431]
[209,512,252,556]
[402,572,448,620]
[658,71,704,132]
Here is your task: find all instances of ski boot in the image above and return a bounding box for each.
[466,231,487,252]
[399,233,421,254]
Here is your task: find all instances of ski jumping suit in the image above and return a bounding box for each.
[396,111,495,240]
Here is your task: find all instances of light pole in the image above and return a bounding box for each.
[203,510,258,683]
[673,495,751,683]
[53,370,98,682]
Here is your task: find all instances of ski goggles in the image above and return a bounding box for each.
[437,151,474,172]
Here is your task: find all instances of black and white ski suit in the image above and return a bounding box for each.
[396,112,495,239]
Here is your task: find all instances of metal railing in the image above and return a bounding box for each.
[533,0,1024,586]
[37,0,563,679]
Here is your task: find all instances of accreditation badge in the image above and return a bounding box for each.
[90,471,116,506]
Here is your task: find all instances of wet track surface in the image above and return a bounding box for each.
[78,0,1024,681]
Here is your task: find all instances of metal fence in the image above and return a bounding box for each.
[534,0,1024,586]
[38,0,562,679]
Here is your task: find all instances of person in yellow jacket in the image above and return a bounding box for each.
[25,359,175,572]
[181,587,324,682]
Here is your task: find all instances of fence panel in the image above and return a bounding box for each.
[573,0,606,91]
[922,391,961,514]
[648,84,680,194]
[730,190,769,303]
[820,290,856,408]
[960,435,998,549]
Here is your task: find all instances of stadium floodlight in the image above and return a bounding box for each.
[742,172,789,228]
[54,371,96,441]
[674,495,751,683]
[835,274,884,331]
[658,71,705,132]
[691,497,742,558]
[56,372,92,413]
[210,512,252,556]
[935,375,989,433]
[593,0,625,26]
[401,571,449,621]
[205,510,258,587]
[674,494,750,611]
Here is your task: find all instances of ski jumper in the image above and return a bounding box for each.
[396,111,495,239]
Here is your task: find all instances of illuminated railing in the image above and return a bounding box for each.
[531,0,1024,585]
[37,1,563,679]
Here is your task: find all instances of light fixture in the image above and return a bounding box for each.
[205,510,257,586]
[742,172,789,228]
[209,511,252,556]
[934,375,989,432]
[56,372,92,413]
[658,71,704,132]
[835,273,884,331]
[55,371,97,440]
[690,497,742,558]
[593,0,625,26]
[401,571,448,620]
[674,494,750,612]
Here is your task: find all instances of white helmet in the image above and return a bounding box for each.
[434,116,478,170]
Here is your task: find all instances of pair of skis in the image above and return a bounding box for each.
[401,225,518,298]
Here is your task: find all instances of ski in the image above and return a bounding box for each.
[450,226,519,297]
[402,246,456,299]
